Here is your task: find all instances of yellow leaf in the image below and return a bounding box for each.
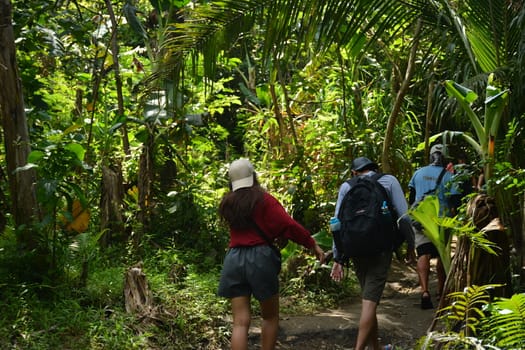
[65,199,90,233]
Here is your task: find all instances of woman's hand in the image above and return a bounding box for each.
[313,244,325,265]
[330,262,344,282]
[405,248,417,265]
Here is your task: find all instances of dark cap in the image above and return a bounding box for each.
[351,157,378,171]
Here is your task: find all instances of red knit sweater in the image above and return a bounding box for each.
[228,192,316,249]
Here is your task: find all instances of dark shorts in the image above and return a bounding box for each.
[416,242,439,259]
[218,245,281,301]
[352,250,392,303]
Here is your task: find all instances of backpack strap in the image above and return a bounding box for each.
[423,167,447,196]
[346,176,358,187]
[371,173,391,203]
[371,172,386,183]
[370,173,402,251]
[436,167,447,187]
[250,220,282,258]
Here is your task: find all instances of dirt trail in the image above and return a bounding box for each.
[249,259,439,349]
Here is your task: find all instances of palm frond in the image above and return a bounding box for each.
[430,0,480,75]
[159,0,425,80]
[461,0,521,73]
[509,4,525,120]
[160,0,261,78]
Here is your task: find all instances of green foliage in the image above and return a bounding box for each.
[21,136,93,282]
[481,293,525,348]
[280,254,358,313]
[28,139,90,212]
[442,284,499,336]
[88,312,150,350]
[422,286,525,349]
[4,0,525,348]
[85,266,125,307]
[279,231,359,313]
[0,192,345,349]
[0,281,137,350]
[68,230,105,277]
[135,249,231,348]
[442,75,510,194]
[409,196,498,274]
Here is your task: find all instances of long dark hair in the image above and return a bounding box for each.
[218,174,265,229]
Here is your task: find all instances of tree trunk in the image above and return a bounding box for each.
[0,0,45,282]
[136,130,155,248]
[0,0,40,238]
[105,0,130,156]
[269,81,285,151]
[100,165,125,247]
[124,262,153,314]
[382,19,422,172]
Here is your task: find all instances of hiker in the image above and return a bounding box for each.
[218,158,325,350]
[408,143,455,309]
[330,156,409,350]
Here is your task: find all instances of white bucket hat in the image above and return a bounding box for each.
[229,158,254,191]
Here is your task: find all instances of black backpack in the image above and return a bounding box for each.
[335,173,399,259]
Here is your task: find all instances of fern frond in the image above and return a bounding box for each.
[440,284,503,336]
[482,293,525,348]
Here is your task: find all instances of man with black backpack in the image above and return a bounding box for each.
[408,144,455,310]
[330,157,410,350]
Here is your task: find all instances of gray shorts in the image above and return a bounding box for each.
[352,250,392,303]
[218,245,281,301]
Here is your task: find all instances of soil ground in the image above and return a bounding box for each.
[248,258,440,349]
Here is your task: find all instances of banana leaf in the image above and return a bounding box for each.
[409,196,452,273]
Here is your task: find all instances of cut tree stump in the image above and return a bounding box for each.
[124,262,153,314]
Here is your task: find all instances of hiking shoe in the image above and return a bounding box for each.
[421,292,434,310]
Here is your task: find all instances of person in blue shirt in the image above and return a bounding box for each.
[331,157,410,350]
[408,144,454,309]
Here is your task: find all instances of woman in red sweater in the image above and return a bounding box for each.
[218,158,325,350]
